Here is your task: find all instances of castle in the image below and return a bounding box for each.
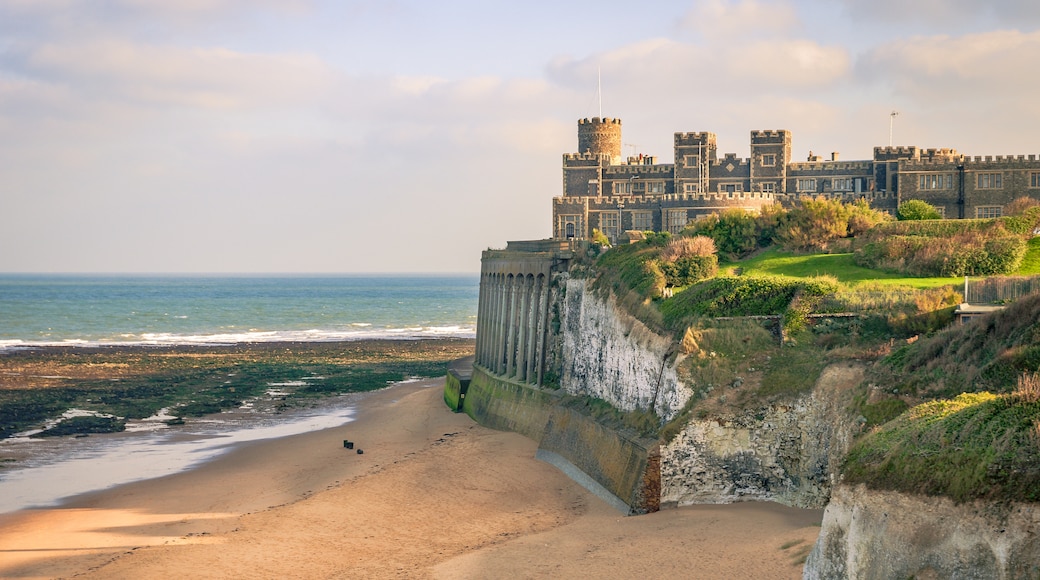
[553,117,1040,242]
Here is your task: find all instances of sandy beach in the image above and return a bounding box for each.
[0,379,822,579]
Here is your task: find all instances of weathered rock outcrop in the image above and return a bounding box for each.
[804,484,1040,579]
[661,363,862,509]
[558,277,690,420]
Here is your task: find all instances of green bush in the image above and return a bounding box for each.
[897,199,942,220]
[661,255,718,287]
[685,209,760,257]
[856,233,1025,277]
[660,275,841,328]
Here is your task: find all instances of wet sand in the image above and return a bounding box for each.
[0,379,822,579]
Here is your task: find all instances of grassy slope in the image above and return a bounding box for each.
[598,239,1040,502]
[1017,237,1040,275]
[843,391,1040,503]
[727,248,962,288]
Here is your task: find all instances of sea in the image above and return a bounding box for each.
[0,274,479,513]
[0,273,479,349]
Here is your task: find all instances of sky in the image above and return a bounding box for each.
[2,0,1039,273]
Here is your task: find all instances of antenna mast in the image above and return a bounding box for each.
[889,111,900,146]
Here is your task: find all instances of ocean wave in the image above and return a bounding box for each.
[0,325,476,351]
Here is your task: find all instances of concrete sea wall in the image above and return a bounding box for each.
[463,366,659,514]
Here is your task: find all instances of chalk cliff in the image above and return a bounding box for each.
[804,484,1040,579]
[554,277,860,509]
[558,277,689,420]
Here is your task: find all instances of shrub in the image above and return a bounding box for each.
[848,199,892,236]
[1015,372,1040,404]
[897,199,942,220]
[685,209,760,257]
[661,255,718,287]
[662,235,716,261]
[1005,197,1040,217]
[855,224,1027,277]
[644,231,672,246]
[775,197,851,251]
[591,228,611,247]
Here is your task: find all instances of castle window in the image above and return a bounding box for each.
[977,173,1003,189]
[683,183,699,194]
[761,154,776,166]
[683,155,700,168]
[613,181,633,195]
[833,178,854,191]
[665,209,689,234]
[632,211,653,231]
[600,211,620,239]
[559,215,582,239]
[1030,172,1040,188]
[761,182,775,193]
[935,206,946,218]
[919,174,953,190]
[796,178,817,192]
[976,206,1003,218]
[646,181,665,194]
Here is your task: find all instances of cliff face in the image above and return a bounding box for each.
[558,277,690,421]
[661,363,861,509]
[555,277,860,509]
[804,484,1040,579]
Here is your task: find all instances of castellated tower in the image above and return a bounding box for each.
[750,130,792,194]
[578,117,622,165]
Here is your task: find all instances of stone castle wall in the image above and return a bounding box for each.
[557,119,1040,241]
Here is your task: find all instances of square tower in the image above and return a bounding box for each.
[750,130,791,195]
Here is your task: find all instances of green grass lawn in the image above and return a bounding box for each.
[1017,237,1040,275]
[725,248,962,289]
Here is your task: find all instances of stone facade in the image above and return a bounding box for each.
[554,118,1040,242]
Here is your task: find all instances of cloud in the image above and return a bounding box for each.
[832,0,1040,28]
[11,39,334,110]
[858,29,1040,101]
[679,0,800,40]
[548,36,849,94]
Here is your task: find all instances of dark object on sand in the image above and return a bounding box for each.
[343,440,354,449]
[357,449,364,455]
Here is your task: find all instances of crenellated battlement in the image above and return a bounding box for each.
[965,154,1040,165]
[674,132,716,144]
[901,158,962,168]
[750,129,791,143]
[788,161,872,171]
[563,152,608,162]
[603,165,675,176]
[579,117,621,126]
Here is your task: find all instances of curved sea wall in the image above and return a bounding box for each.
[804,484,1040,579]
[463,366,659,513]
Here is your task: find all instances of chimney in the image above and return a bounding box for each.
[831,152,840,161]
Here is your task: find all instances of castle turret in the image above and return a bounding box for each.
[578,117,622,165]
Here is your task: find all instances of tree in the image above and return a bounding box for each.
[897,199,942,221]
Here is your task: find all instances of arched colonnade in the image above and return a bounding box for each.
[475,252,555,387]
